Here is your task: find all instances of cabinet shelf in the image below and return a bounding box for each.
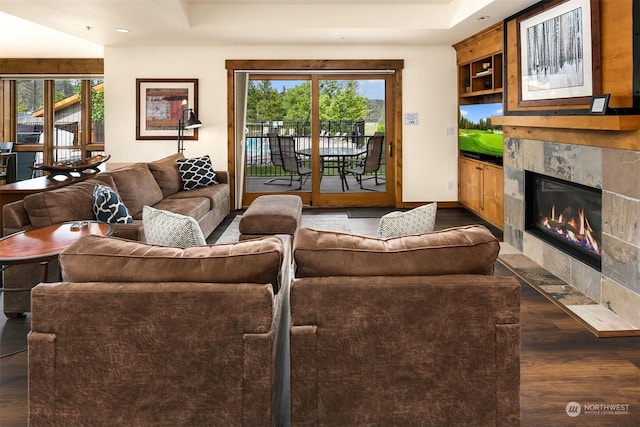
[458,53,503,97]
[461,88,503,98]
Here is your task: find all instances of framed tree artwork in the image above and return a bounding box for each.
[517,0,601,107]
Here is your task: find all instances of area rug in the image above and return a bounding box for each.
[214,214,350,244]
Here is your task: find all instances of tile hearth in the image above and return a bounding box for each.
[499,251,640,338]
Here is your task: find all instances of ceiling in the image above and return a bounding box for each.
[0,0,539,56]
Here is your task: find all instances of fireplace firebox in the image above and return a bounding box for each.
[525,171,602,270]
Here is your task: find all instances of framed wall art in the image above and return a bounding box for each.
[518,0,601,107]
[136,78,199,140]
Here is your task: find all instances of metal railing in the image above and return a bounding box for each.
[245,120,371,178]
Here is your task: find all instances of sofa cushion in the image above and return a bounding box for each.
[293,225,499,277]
[59,234,286,292]
[142,205,206,248]
[165,183,229,211]
[23,175,117,228]
[147,152,185,198]
[92,184,133,224]
[177,155,218,190]
[377,202,437,239]
[152,196,210,221]
[107,163,164,217]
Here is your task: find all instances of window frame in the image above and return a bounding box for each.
[0,59,104,170]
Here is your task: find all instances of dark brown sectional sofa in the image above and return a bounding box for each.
[1,153,230,317]
[27,223,521,426]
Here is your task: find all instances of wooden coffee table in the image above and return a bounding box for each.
[0,221,114,288]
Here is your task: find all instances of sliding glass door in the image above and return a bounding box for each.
[242,73,395,207]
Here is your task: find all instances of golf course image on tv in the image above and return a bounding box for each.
[458,102,503,157]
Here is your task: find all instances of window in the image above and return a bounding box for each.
[0,58,104,181]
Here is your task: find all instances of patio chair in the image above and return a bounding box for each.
[264,132,292,185]
[0,142,16,184]
[278,135,311,190]
[342,133,384,190]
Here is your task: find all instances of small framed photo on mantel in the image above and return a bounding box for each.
[136,78,199,140]
[590,94,610,115]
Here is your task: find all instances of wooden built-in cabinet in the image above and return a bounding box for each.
[458,53,503,101]
[454,22,505,229]
[454,22,504,105]
[458,157,503,229]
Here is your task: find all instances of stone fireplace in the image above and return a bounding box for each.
[525,171,602,271]
[503,138,640,328]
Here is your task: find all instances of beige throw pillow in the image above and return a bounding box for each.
[142,205,206,248]
[377,202,437,239]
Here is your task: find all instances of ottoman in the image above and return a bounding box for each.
[239,195,303,240]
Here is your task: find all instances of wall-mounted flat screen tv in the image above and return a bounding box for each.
[458,102,503,163]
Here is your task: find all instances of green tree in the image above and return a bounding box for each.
[248,80,283,122]
[246,79,369,125]
[282,82,310,121]
[73,80,105,123]
[91,82,105,124]
[319,80,368,121]
[17,79,44,113]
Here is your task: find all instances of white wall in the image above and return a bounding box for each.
[104,44,458,202]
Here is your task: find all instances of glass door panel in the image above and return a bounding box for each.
[244,78,313,200]
[242,73,395,207]
[317,78,386,195]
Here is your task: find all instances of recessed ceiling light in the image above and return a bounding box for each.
[116,28,130,33]
[477,15,490,21]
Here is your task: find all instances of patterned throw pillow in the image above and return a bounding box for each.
[92,184,133,224]
[176,155,218,190]
[142,205,206,248]
[377,202,437,239]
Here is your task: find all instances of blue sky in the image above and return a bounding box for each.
[267,79,386,100]
[459,103,503,123]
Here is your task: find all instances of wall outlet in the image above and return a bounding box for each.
[448,180,454,189]
[445,127,454,136]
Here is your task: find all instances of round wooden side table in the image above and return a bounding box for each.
[0,221,114,289]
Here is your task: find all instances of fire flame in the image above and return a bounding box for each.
[540,205,601,255]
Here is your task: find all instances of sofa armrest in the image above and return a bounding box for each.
[2,200,32,236]
[216,170,229,185]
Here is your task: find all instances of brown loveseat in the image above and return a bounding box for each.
[2,153,230,317]
[29,234,290,426]
[289,225,521,426]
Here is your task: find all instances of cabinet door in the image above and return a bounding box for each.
[459,157,481,213]
[481,164,504,227]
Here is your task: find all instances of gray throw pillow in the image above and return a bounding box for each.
[377,202,437,239]
[142,205,206,248]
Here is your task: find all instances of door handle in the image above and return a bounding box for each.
[388,141,393,158]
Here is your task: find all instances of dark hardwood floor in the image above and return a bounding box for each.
[1,207,638,426]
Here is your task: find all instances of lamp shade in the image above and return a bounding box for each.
[184,110,202,129]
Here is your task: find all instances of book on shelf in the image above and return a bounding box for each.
[476,69,492,76]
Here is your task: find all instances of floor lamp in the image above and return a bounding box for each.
[177,106,202,153]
